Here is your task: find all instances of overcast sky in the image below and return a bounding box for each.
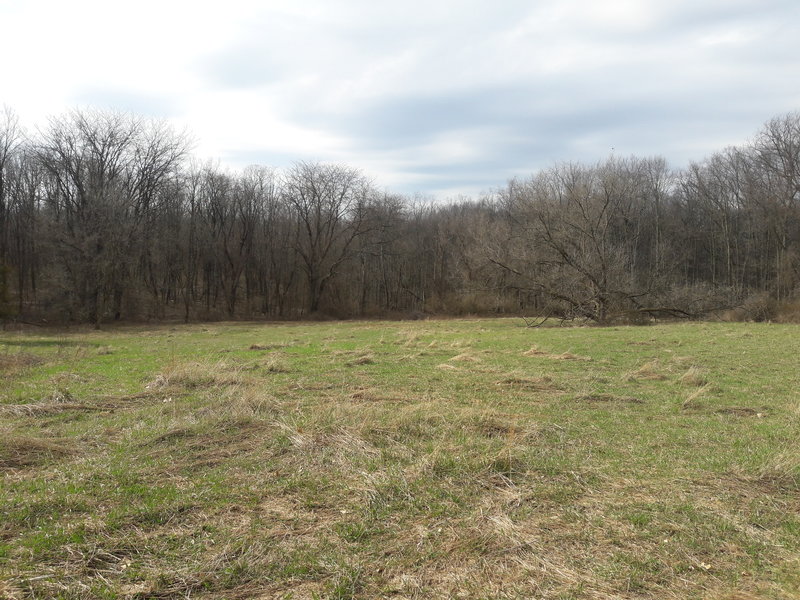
[1,0,798,198]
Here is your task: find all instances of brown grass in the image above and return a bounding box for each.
[682,384,710,410]
[0,402,108,416]
[262,354,291,373]
[449,352,480,362]
[349,388,412,403]
[436,363,459,371]
[0,435,75,469]
[0,351,44,372]
[495,376,560,391]
[522,346,591,361]
[553,352,591,361]
[141,418,269,472]
[346,354,375,366]
[575,393,643,404]
[522,345,547,356]
[716,407,768,418]
[147,360,246,390]
[758,448,800,489]
[679,366,707,387]
[624,359,667,381]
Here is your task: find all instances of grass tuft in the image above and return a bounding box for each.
[624,359,667,381]
[0,434,75,469]
[678,366,707,386]
[575,393,643,404]
[0,351,44,373]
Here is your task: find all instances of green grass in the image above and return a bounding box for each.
[1,319,799,599]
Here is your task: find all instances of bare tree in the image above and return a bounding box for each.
[283,161,372,313]
[0,107,22,319]
[36,109,188,325]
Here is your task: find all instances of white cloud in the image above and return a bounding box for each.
[1,0,798,197]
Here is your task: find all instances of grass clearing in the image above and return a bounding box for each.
[1,319,799,599]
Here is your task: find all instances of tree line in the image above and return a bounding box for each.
[1,107,798,325]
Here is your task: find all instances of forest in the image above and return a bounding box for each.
[0,107,798,325]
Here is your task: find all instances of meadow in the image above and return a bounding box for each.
[1,319,798,599]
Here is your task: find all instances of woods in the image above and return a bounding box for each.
[1,108,799,324]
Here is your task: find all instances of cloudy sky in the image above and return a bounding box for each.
[1,0,798,198]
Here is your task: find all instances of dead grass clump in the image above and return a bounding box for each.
[716,407,767,418]
[0,401,107,416]
[679,366,707,387]
[349,389,410,403]
[50,371,86,386]
[217,386,280,418]
[249,342,291,351]
[681,384,710,410]
[449,352,480,362]
[0,386,114,416]
[436,363,459,371]
[346,354,375,366]
[277,422,379,461]
[0,351,44,372]
[522,346,547,356]
[624,360,667,382]
[495,376,559,391]
[400,331,421,347]
[553,352,591,361]
[575,393,643,404]
[147,361,244,390]
[758,448,800,489]
[0,435,74,469]
[469,416,520,438]
[0,581,23,599]
[485,451,529,485]
[468,417,540,443]
[524,346,591,361]
[141,419,268,471]
[263,354,291,373]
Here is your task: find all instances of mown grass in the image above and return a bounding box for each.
[1,319,799,599]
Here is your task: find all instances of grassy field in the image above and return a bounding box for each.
[1,319,799,599]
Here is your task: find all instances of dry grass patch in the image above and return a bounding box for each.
[575,393,643,404]
[262,353,291,373]
[147,360,247,390]
[681,384,711,410]
[0,434,75,470]
[248,342,290,351]
[0,351,44,372]
[141,418,270,472]
[0,401,108,416]
[436,363,459,371]
[398,330,421,347]
[522,345,547,356]
[346,354,375,366]
[523,346,591,361]
[758,447,800,489]
[215,386,283,419]
[0,387,120,417]
[276,422,380,466]
[679,366,708,387]
[349,388,412,404]
[716,407,768,418]
[495,375,560,392]
[466,415,526,439]
[448,352,480,362]
[553,352,591,361]
[624,359,668,382]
